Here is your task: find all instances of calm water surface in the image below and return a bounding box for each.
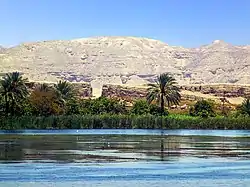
[0,129,250,187]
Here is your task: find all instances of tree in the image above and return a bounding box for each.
[146,72,181,114]
[130,100,168,116]
[189,99,215,118]
[87,97,127,115]
[29,83,64,116]
[237,98,250,116]
[0,72,29,115]
[54,80,75,101]
[130,100,150,115]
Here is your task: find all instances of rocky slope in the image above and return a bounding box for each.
[0,37,249,87]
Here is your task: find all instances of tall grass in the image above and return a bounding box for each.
[0,114,250,130]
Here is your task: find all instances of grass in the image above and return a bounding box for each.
[0,114,250,130]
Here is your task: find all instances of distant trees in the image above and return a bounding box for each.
[0,73,77,116]
[2,71,250,122]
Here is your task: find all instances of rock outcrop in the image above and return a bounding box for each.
[102,85,146,101]
[0,37,250,86]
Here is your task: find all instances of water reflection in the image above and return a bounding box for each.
[0,131,250,163]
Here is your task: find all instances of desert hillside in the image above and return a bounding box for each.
[0,37,250,87]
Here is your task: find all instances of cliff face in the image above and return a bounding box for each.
[0,37,250,86]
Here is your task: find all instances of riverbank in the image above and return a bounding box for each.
[1,115,250,130]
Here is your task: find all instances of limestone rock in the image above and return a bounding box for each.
[0,37,249,85]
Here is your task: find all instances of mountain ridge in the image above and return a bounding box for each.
[0,36,249,86]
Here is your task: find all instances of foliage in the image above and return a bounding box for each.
[237,98,250,116]
[0,72,29,115]
[147,72,181,114]
[190,99,215,118]
[1,114,250,130]
[10,98,34,116]
[54,80,76,101]
[130,100,150,115]
[0,96,4,116]
[65,98,82,115]
[87,97,127,115]
[130,100,168,116]
[149,104,169,116]
[29,83,65,116]
[1,71,249,131]
[65,97,127,115]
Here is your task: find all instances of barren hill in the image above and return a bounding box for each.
[0,36,249,87]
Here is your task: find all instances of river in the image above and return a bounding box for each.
[0,129,250,186]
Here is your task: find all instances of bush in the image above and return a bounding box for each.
[149,104,168,116]
[190,99,215,118]
[237,98,250,116]
[65,97,128,115]
[89,97,127,115]
[130,100,168,116]
[65,99,82,115]
[29,86,65,116]
[1,114,250,130]
[130,100,150,115]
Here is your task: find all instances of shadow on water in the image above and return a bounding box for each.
[1,130,250,186]
[0,129,250,163]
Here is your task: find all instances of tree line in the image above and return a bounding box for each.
[0,71,250,118]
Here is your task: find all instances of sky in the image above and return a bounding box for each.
[1,0,250,47]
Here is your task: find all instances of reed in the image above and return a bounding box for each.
[0,114,250,130]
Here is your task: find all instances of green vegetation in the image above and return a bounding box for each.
[189,100,215,118]
[147,72,181,114]
[0,72,28,116]
[54,80,75,101]
[0,114,250,130]
[237,98,250,116]
[130,100,168,116]
[0,72,250,130]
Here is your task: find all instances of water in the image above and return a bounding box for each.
[0,129,250,187]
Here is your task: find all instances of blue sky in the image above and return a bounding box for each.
[1,0,250,47]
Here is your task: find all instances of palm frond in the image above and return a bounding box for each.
[55,80,75,100]
[146,72,181,109]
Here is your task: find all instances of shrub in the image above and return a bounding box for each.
[29,84,65,116]
[130,100,168,116]
[1,114,250,130]
[149,104,168,116]
[80,97,128,115]
[190,99,215,118]
[130,100,150,115]
[65,98,82,115]
[237,98,250,116]
[90,97,127,114]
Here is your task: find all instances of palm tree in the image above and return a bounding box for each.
[36,83,64,105]
[146,72,181,114]
[238,98,250,116]
[30,83,65,116]
[147,73,181,159]
[0,72,29,115]
[54,80,75,101]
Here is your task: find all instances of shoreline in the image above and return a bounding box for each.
[1,114,250,130]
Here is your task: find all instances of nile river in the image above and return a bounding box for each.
[0,129,250,187]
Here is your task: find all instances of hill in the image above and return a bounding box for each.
[0,36,249,87]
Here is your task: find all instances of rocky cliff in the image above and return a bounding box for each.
[0,37,249,87]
